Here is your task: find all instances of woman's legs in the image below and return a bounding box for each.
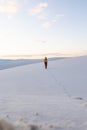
[45,62,47,69]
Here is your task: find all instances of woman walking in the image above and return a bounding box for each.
[44,57,48,69]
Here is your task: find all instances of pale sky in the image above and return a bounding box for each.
[0,0,87,56]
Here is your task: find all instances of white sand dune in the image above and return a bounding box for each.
[0,56,87,130]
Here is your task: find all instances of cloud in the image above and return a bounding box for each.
[54,14,64,19]
[34,40,47,44]
[0,34,16,41]
[52,14,64,22]
[0,0,19,14]
[42,21,52,29]
[29,2,48,17]
[29,2,64,29]
[38,40,47,44]
[37,13,47,19]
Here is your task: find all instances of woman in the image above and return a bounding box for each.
[44,57,48,69]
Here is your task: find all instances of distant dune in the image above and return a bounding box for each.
[0,57,65,70]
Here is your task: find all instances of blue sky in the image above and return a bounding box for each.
[0,0,87,57]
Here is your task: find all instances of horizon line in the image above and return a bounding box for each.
[0,53,87,59]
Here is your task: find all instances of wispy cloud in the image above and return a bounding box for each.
[52,14,64,22]
[34,40,47,44]
[0,0,19,14]
[37,13,47,19]
[55,14,64,18]
[42,21,52,29]
[0,34,16,41]
[29,2,48,19]
[42,14,64,28]
[29,2,64,28]
[38,40,47,44]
